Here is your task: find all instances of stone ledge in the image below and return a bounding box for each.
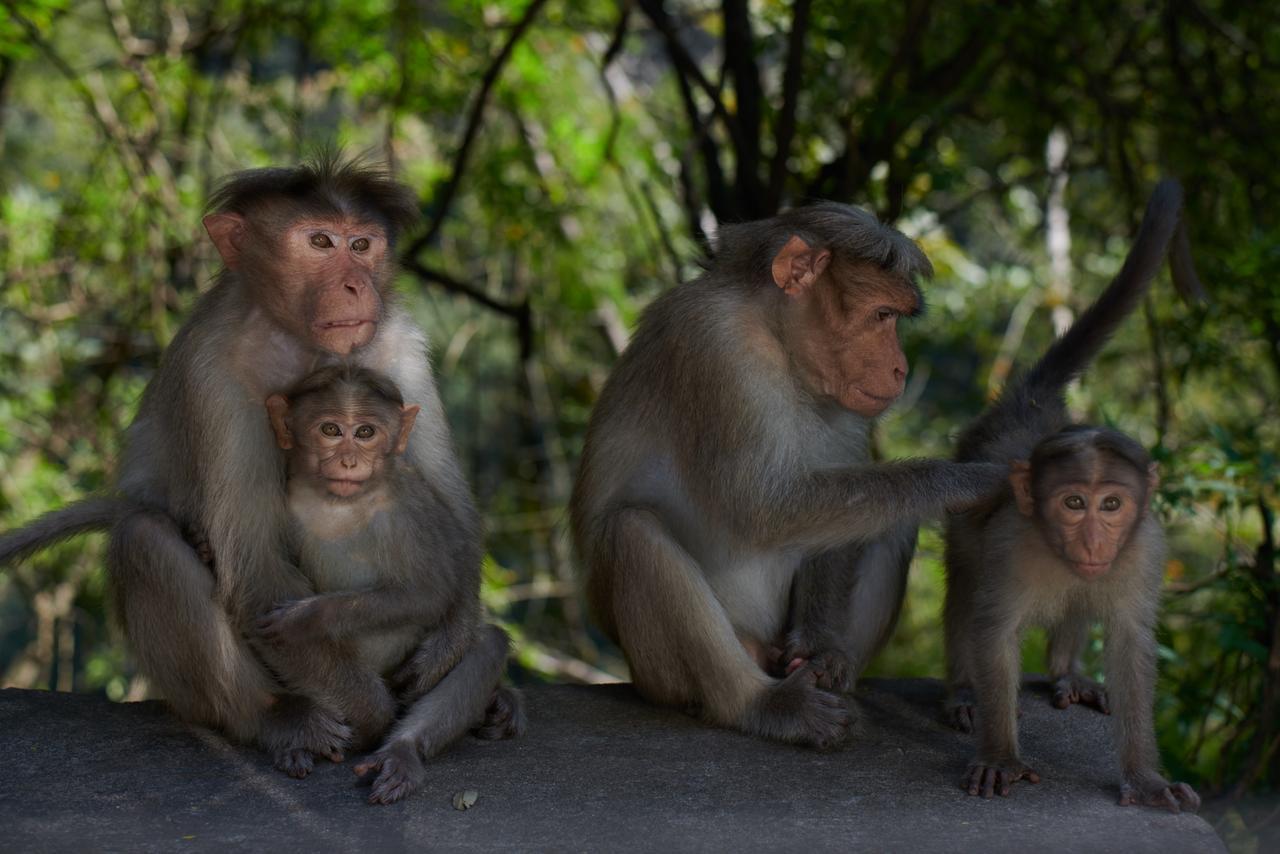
[0,679,1223,853]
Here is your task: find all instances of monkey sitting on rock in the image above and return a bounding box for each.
[259,364,524,804]
[943,180,1201,812]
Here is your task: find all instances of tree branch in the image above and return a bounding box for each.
[403,0,550,260]
[766,0,811,212]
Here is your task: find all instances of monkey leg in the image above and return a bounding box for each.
[108,508,276,742]
[268,640,396,754]
[597,508,850,749]
[1046,615,1110,714]
[780,549,859,693]
[110,509,351,776]
[837,524,917,676]
[355,625,512,805]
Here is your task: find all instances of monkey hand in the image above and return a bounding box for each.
[1118,772,1200,813]
[1051,673,1110,714]
[257,597,330,646]
[778,631,854,694]
[964,756,1040,798]
[354,741,426,806]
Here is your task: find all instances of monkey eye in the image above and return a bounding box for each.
[1101,496,1122,511]
[876,308,896,322]
[319,422,342,437]
[354,425,376,439]
[351,237,371,252]
[309,233,334,249]
[1063,495,1086,511]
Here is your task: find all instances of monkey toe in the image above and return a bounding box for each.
[1051,675,1110,715]
[358,746,425,806]
[965,761,1038,799]
[274,748,315,779]
[1118,780,1200,813]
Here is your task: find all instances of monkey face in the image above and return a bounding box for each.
[204,211,391,356]
[778,255,918,418]
[295,411,399,497]
[1033,477,1148,578]
[280,218,390,355]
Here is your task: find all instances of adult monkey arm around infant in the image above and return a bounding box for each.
[0,155,517,799]
[571,204,1008,748]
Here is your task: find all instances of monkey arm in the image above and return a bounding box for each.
[739,460,1007,552]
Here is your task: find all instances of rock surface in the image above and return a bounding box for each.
[0,678,1223,852]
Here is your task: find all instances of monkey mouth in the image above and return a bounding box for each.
[317,320,372,331]
[326,478,367,497]
[1071,561,1111,578]
[846,386,898,413]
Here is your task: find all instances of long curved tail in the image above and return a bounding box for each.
[956,179,1204,462]
[0,496,128,565]
[1021,179,1202,397]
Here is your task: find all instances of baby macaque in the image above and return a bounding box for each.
[260,365,522,802]
[944,180,1200,812]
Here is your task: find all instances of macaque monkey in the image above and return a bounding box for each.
[0,155,488,787]
[945,180,1201,812]
[257,365,522,803]
[571,203,1012,748]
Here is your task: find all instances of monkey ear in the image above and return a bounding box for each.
[203,213,246,270]
[1009,460,1035,517]
[395,405,421,455]
[771,235,832,296]
[265,395,294,450]
[1146,462,1161,496]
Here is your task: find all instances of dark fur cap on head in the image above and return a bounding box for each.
[709,201,933,292]
[286,364,405,409]
[1029,424,1153,492]
[206,149,419,244]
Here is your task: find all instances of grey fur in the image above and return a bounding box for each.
[943,181,1200,811]
[571,203,1004,748]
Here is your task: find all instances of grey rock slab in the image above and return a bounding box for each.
[0,678,1223,853]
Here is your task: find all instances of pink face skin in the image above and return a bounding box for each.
[266,397,419,498]
[773,236,918,418]
[1010,460,1157,579]
[203,212,392,355]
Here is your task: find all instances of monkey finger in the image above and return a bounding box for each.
[981,768,998,799]
[1172,783,1201,812]
[353,758,381,783]
[785,657,806,676]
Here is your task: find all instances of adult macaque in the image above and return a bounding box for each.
[259,366,521,802]
[570,203,1010,748]
[0,155,487,787]
[944,180,1201,812]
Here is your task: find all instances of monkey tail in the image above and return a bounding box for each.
[0,496,128,566]
[473,686,527,741]
[1020,178,1202,398]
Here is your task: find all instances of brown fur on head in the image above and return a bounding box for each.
[709,202,928,418]
[202,152,419,356]
[1009,426,1159,579]
[266,365,420,499]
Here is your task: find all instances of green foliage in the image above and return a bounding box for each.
[0,0,1276,803]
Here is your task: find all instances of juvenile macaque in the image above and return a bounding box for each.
[571,203,1010,747]
[945,180,1201,812]
[260,365,522,802]
[0,155,489,787]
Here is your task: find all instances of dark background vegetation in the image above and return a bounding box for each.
[0,0,1275,836]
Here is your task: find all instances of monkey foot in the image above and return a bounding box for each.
[746,665,852,750]
[355,742,425,805]
[964,758,1040,798]
[473,687,527,741]
[1119,777,1201,813]
[1051,673,1110,714]
[778,632,854,694]
[274,747,317,779]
